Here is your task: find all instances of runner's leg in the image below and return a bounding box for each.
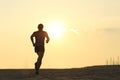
[35,52,44,74]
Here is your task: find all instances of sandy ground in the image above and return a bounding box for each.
[0,69,82,80]
[0,65,120,80]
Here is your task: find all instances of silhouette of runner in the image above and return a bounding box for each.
[30,23,50,74]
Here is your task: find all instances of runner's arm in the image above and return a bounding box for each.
[30,33,35,46]
[45,32,50,43]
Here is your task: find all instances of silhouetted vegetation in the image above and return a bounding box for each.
[106,56,120,65]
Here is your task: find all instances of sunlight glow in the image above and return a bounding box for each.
[47,21,66,39]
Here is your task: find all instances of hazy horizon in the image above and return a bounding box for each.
[0,0,120,69]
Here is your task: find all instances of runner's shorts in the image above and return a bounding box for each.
[35,46,45,53]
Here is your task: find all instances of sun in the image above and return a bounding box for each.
[47,22,66,39]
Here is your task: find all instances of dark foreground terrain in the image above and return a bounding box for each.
[0,65,120,80]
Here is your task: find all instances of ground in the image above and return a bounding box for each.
[0,65,120,80]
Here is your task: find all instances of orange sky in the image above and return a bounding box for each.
[0,0,120,69]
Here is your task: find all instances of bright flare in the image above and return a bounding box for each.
[47,22,66,39]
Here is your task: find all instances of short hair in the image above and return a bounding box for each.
[38,24,43,30]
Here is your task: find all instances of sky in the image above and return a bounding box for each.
[0,0,120,69]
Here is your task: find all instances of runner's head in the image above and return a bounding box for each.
[38,24,43,31]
